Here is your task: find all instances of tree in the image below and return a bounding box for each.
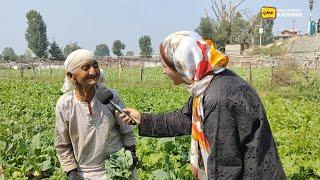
[196,17,230,48]
[213,19,232,48]
[126,51,134,56]
[94,44,110,57]
[49,41,64,60]
[19,55,25,61]
[195,17,216,41]
[24,49,33,61]
[0,54,2,60]
[112,40,126,56]
[262,19,274,45]
[252,14,274,45]
[209,0,247,23]
[25,10,49,58]
[63,43,80,57]
[197,10,255,48]
[230,12,250,44]
[139,35,153,57]
[199,0,251,48]
[2,47,17,61]
[196,15,230,48]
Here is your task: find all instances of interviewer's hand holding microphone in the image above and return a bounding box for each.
[117,108,141,125]
[95,87,140,125]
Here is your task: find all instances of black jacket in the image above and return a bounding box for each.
[139,69,286,180]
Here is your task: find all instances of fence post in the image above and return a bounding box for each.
[19,65,24,78]
[31,60,36,77]
[118,58,123,80]
[269,60,275,88]
[317,58,320,77]
[19,57,23,78]
[140,62,144,83]
[248,61,252,85]
[49,60,53,77]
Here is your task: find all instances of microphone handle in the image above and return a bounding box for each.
[109,101,137,125]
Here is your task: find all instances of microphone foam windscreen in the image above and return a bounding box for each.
[96,87,113,104]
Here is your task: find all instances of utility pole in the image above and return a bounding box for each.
[292,19,296,33]
[309,0,313,21]
[259,17,263,47]
[259,6,277,47]
[308,0,314,35]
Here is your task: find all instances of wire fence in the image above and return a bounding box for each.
[0,55,319,91]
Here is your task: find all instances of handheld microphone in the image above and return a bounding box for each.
[96,87,136,125]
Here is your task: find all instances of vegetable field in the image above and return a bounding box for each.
[0,66,319,179]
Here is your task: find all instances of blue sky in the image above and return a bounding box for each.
[0,0,318,56]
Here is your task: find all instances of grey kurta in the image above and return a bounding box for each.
[55,89,136,179]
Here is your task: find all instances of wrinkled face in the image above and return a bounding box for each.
[68,60,100,88]
[161,59,185,85]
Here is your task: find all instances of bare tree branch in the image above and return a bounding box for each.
[209,0,247,22]
[212,0,222,17]
[220,0,225,18]
[211,5,220,19]
[234,0,246,9]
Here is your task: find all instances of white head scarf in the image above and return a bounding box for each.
[61,49,106,93]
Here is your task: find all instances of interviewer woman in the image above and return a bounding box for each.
[119,31,285,180]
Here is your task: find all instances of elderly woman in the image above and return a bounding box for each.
[120,31,285,179]
[55,49,136,180]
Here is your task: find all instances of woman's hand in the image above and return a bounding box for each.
[117,108,141,125]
